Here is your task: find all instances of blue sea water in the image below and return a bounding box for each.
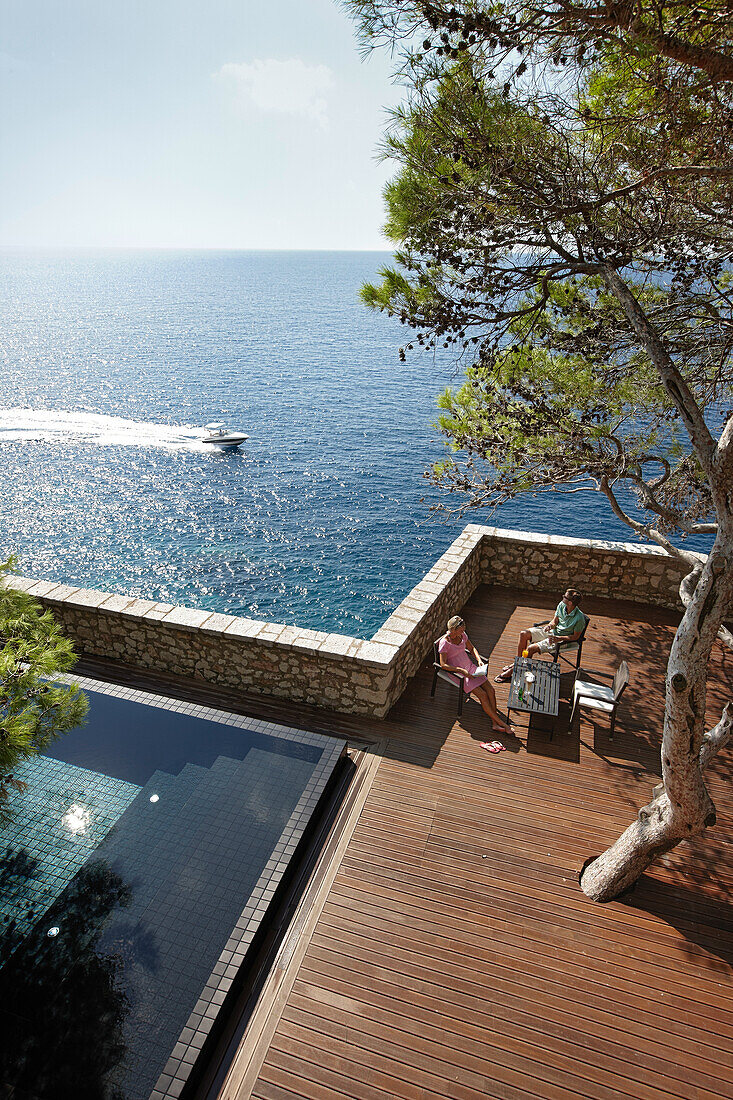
[0,250,708,637]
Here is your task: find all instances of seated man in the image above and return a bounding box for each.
[495,589,586,682]
[439,614,514,739]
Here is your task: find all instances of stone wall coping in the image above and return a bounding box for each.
[160,606,215,631]
[116,597,160,617]
[143,602,178,621]
[66,587,111,609]
[358,641,401,667]
[223,617,274,641]
[469,523,707,561]
[199,612,238,634]
[98,593,137,614]
[26,580,72,598]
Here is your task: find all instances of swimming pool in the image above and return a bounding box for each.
[0,675,346,1099]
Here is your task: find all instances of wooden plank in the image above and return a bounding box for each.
[281,992,710,1100]
[295,942,731,1095]
[303,926,732,1080]
[306,922,733,1072]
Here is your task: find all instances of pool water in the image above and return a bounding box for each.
[0,680,346,1100]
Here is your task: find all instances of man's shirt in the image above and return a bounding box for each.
[555,601,585,636]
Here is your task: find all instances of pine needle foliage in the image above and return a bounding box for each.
[0,560,87,821]
[346,0,733,901]
[345,1,733,550]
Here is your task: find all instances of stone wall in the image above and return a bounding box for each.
[474,526,697,611]
[7,526,696,718]
[6,577,398,716]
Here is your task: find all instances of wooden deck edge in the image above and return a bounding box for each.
[216,739,387,1100]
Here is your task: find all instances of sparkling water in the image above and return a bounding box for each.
[0,250,700,636]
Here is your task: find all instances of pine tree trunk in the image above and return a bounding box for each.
[581,531,733,902]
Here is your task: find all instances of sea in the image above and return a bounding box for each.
[0,250,709,637]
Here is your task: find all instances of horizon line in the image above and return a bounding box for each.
[0,244,395,253]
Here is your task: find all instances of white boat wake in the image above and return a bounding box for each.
[0,408,214,452]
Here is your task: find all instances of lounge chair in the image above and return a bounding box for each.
[430,639,468,716]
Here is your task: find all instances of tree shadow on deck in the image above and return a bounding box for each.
[622,864,733,973]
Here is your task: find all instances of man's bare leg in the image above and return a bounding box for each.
[498,630,541,679]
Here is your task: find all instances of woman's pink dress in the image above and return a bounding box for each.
[438,633,488,694]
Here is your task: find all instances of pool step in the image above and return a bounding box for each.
[94,762,210,870]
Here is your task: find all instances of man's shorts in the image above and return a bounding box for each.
[528,625,554,653]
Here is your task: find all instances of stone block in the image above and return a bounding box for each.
[98,593,136,613]
[371,625,410,648]
[2,574,37,594]
[224,617,266,640]
[273,626,302,649]
[159,606,213,630]
[24,580,66,599]
[289,630,327,654]
[404,590,435,612]
[256,624,287,642]
[64,587,110,609]
[118,597,160,618]
[353,684,389,705]
[418,581,444,596]
[143,602,177,621]
[359,641,399,667]
[199,612,237,634]
[321,633,359,657]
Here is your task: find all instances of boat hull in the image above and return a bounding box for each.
[204,433,249,450]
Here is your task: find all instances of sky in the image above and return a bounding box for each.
[0,0,403,249]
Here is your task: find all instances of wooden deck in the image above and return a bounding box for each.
[83,585,733,1100]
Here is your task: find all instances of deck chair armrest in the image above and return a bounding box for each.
[533,619,550,628]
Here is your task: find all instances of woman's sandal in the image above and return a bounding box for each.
[480,741,502,753]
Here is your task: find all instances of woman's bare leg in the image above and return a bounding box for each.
[471,684,514,735]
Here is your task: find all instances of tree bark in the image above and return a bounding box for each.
[580,271,733,903]
[581,702,733,902]
[581,499,733,903]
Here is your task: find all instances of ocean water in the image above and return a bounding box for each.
[0,250,706,636]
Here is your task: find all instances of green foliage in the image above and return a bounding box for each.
[0,559,87,820]
[346,2,732,540]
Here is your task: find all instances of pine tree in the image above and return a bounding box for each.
[0,560,88,821]
[346,0,733,900]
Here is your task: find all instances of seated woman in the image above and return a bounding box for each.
[438,615,514,740]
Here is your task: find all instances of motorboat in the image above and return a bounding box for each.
[203,422,249,451]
